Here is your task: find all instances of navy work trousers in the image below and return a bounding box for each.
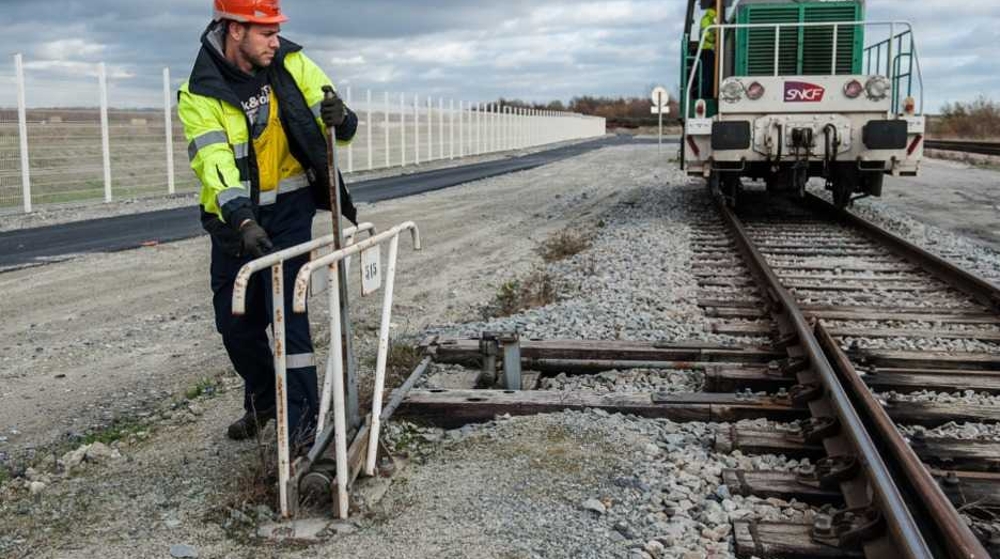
[210,188,319,445]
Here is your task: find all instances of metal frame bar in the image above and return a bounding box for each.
[291,222,421,518]
[231,222,377,518]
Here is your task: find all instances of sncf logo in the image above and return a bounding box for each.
[784,81,825,102]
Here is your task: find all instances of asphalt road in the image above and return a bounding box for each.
[1,136,664,270]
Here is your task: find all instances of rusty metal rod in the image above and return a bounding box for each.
[816,321,991,559]
[380,356,432,423]
[523,358,725,372]
[714,190,934,559]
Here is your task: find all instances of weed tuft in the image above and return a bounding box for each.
[536,229,593,263]
[185,377,218,400]
[81,418,146,446]
[487,269,557,318]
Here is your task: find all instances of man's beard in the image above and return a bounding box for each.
[240,43,273,70]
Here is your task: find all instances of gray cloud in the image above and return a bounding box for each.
[0,0,995,111]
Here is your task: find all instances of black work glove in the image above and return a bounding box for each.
[239,220,273,259]
[320,86,346,128]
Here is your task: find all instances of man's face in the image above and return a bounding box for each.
[235,23,281,69]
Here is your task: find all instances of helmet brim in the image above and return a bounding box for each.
[215,10,289,24]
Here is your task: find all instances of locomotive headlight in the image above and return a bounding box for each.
[746,82,766,100]
[843,79,864,99]
[720,80,744,103]
[865,76,890,101]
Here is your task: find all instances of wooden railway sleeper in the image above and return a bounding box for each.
[797,455,862,490]
[812,506,886,551]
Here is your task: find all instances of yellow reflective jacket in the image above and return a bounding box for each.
[178,23,357,253]
[701,8,718,51]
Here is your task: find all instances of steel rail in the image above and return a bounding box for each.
[803,193,1000,312]
[713,190,934,559]
[924,140,1000,157]
[815,322,991,559]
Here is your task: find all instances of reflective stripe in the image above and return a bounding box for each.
[233,142,249,159]
[286,353,316,370]
[310,101,322,120]
[217,187,249,208]
[260,190,278,206]
[187,130,228,161]
[280,174,310,191]
[259,174,310,206]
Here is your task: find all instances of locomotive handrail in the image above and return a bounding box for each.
[684,20,924,117]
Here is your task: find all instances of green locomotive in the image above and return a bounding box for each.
[680,0,924,207]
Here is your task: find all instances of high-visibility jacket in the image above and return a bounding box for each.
[179,23,357,255]
[701,8,718,51]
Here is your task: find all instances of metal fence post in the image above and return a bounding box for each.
[346,87,353,173]
[457,101,463,158]
[98,62,112,203]
[518,108,523,149]
[399,93,406,167]
[367,89,373,171]
[426,96,432,162]
[504,106,509,151]
[163,67,175,195]
[414,94,420,165]
[384,91,390,169]
[14,53,31,213]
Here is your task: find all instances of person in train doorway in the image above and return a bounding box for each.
[178,0,359,450]
[700,0,718,99]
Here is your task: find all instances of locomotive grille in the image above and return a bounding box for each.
[738,1,863,76]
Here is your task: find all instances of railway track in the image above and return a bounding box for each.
[698,190,1000,558]
[396,181,1000,558]
[925,140,1000,157]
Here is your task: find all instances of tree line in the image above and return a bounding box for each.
[495,94,682,129]
[930,96,1000,139]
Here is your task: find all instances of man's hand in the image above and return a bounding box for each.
[320,85,346,128]
[239,220,273,258]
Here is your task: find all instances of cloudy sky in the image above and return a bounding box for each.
[0,0,997,112]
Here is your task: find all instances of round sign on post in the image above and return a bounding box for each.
[650,86,670,152]
[651,86,670,108]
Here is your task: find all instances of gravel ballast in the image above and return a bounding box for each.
[5,144,1000,557]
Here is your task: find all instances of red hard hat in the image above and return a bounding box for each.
[214,0,289,24]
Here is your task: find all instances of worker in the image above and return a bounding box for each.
[699,0,718,99]
[178,0,358,449]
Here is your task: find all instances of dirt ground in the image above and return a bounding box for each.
[0,144,645,558]
[880,158,1000,252]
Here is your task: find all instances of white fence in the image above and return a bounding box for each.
[0,54,606,214]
